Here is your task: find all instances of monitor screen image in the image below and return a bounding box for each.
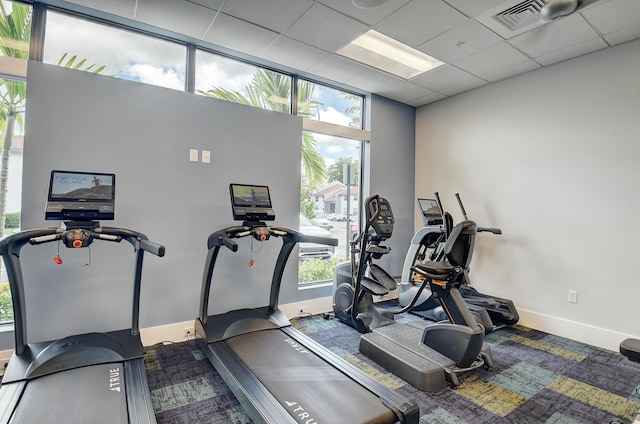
[229,183,275,221]
[45,170,116,221]
[417,198,442,226]
[49,171,115,201]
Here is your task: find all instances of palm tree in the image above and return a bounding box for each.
[0,1,30,231]
[0,3,106,233]
[199,69,327,190]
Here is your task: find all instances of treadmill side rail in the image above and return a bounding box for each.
[0,381,25,424]
[125,359,158,424]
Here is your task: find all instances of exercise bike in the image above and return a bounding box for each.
[331,194,492,390]
[399,193,518,331]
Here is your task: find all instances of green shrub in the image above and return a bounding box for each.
[0,285,13,323]
[4,212,20,228]
[298,257,345,283]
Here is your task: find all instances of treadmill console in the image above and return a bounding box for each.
[367,196,394,239]
[45,170,115,221]
[229,183,275,222]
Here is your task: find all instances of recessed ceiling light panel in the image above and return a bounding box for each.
[338,30,444,79]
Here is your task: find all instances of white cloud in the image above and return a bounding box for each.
[127,64,184,90]
[313,106,352,127]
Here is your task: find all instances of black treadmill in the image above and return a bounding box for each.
[195,183,419,424]
[0,170,165,423]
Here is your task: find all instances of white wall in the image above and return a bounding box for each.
[415,39,640,350]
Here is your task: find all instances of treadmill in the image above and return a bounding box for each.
[195,183,420,424]
[0,170,165,424]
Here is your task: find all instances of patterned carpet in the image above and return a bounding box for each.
[145,311,640,424]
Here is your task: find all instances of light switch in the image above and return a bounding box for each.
[202,150,211,164]
[189,149,198,162]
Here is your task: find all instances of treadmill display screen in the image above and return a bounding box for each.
[229,183,275,221]
[417,198,443,226]
[45,170,116,221]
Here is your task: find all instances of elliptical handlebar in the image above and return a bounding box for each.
[454,193,502,236]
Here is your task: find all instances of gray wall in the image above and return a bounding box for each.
[369,95,416,277]
[19,61,303,344]
[415,39,640,342]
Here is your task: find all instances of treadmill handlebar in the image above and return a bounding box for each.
[29,232,63,244]
[208,225,338,250]
[1,226,165,257]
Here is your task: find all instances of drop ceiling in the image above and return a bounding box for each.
[53,0,640,107]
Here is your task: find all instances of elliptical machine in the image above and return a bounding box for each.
[331,194,492,390]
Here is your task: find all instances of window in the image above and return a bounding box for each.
[195,49,291,113]
[297,78,365,286]
[297,78,363,129]
[299,130,362,286]
[0,0,31,324]
[43,11,186,90]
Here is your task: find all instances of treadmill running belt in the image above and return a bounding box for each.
[10,363,128,423]
[226,329,398,424]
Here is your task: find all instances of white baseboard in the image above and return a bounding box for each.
[518,308,636,352]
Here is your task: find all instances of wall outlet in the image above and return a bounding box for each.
[568,290,578,304]
[183,327,195,340]
[189,149,198,162]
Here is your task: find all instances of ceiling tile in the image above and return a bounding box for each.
[374,0,468,46]
[136,0,218,39]
[580,0,640,36]
[535,38,608,66]
[508,14,601,59]
[284,3,369,52]
[316,0,411,25]
[406,91,447,106]
[419,19,503,63]
[260,36,330,72]
[411,63,486,92]
[453,42,538,81]
[220,0,313,33]
[307,54,374,86]
[188,0,226,9]
[376,80,440,103]
[204,14,280,56]
[604,24,640,46]
[66,0,137,19]
[344,67,406,93]
[443,0,511,18]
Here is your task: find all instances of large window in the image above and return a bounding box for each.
[297,79,364,286]
[299,132,362,286]
[43,11,187,90]
[0,0,30,324]
[195,50,291,113]
[298,79,363,129]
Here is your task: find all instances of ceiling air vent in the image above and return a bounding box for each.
[475,0,550,39]
[494,0,545,31]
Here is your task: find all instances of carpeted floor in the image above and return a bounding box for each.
[145,310,640,424]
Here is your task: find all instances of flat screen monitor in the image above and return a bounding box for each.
[45,170,115,221]
[229,183,275,222]
[417,198,442,226]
